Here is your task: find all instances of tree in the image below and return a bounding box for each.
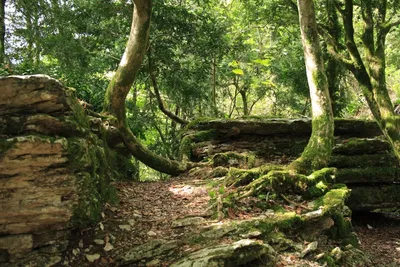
[321,0,400,160]
[289,0,334,172]
[0,0,5,64]
[103,0,187,175]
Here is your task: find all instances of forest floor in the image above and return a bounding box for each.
[352,211,400,266]
[60,165,400,267]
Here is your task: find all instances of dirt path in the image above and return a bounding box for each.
[59,168,400,267]
[62,167,215,266]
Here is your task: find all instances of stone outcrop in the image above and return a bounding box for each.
[0,75,134,266]
[170,239,276,267]
[181,118,400,211]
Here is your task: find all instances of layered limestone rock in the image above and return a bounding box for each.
[0,75,134,266]
[181,118,400,211]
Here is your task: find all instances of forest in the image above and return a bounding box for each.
[0,0,400,266]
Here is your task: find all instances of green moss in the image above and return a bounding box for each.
[347,185,400,210]
[226,167,263,187]
[329,154,397,168]
[236,211,301,236]
[291,115,334,173]
[180,130,217,160]
[320,255,335,266]
[65,88,90,129]
[333,138,390,155]
[327,213,358,247]
[184,116,215,130]
[212,152,257,168]
[303,168,336,198]
[193,130,217,142]
[179,135,193,159]
[68,134,118,227]
[211,166,229,177]
[71,172,103,226]
[269,170,308,194]
[0,138,15,157]
[313,184,350,214]
[336,167,399,183]
[306,181,329,198]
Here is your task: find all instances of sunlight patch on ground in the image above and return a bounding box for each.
[168,184,208,198]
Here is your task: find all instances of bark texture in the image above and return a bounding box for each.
[103,0,187,175]
[0,0,5,64]
[323,0,400,162]
[291,0,334,172]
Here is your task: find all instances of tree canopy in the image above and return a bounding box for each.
[2,0,400,176]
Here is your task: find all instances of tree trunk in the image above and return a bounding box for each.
[239,89,249,116]
[0,0,5,64]
[148,49,188,125]
[103,0,187,176]
[329,0,400,161]
[290,0,334,173]
[211,55,218,116]
[325,0,343,117]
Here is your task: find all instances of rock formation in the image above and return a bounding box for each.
[0,75,134,266]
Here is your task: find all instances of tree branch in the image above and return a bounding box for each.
[283,0,298,14]
[147,51,189,125]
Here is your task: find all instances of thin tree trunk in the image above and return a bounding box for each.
[211,55,218,115]
[239,89,249,116]
[148,50,188,125]
[328,0,400,161]
[325,0,342,116]
[103,0,187,176]
[290,0,334,173]
[0,0,5,64]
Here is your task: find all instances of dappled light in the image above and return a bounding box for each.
[1,0,400,266]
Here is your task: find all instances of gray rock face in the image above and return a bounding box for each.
[170,239,276,267]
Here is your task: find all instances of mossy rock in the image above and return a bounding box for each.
[225,166,272,187]
[211,166,229,178]
[333,138,390,155]
[180,130,217,160]
[346,185,400,210]
[312,184,350,215]
[212,152,257,168]
[170,239,276,267]
[336,167,400,184]
[329,154,398,168]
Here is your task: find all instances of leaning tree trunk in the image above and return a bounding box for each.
[290,0,334,173]
[327,0,400,162]
[103,0,187,175]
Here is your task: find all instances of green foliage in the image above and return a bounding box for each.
[4,0,399,180]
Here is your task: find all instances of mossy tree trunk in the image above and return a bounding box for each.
[323,0,400,161]
[324,0,343,117]
[103,0,187,176]
[290,0,334,173]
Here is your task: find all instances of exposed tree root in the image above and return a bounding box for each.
[227,166,336,204]
[280,193,312,211]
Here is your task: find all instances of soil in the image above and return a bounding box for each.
[59,168,400,267]
[353,211,400,266]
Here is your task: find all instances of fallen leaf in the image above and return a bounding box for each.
[227,208,236,219]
